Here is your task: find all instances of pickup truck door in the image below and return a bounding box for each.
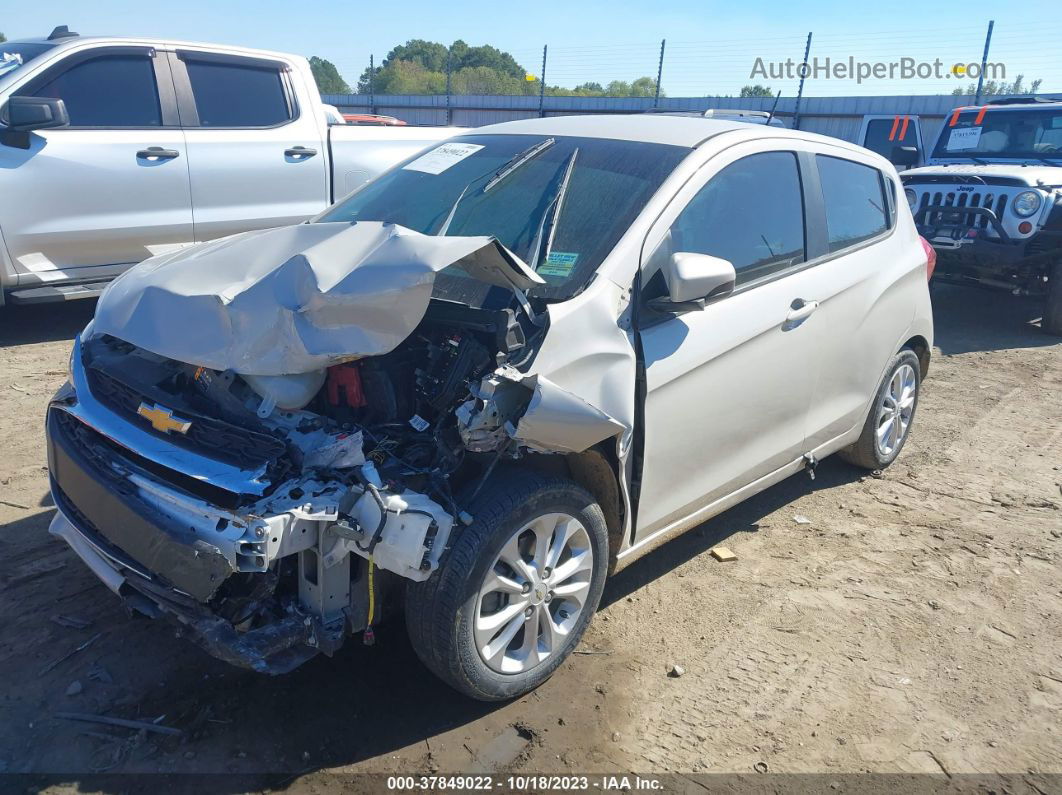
[858,114,924,168]
[170,50,329,242]
[634,146,825,539]
[0,47,193,282]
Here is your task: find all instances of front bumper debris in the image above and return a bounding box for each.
[50,510,326,673]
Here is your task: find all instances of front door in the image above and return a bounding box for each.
[636,147,825,537]
[0,47,193,281]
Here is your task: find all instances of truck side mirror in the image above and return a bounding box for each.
[650,252,736,313]
[1,96,70,148]
[891,145,920,167]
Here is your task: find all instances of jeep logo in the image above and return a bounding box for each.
[956,186,975,192]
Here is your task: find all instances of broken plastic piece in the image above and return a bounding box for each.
[457,367,625,455]
[301,430,366,471]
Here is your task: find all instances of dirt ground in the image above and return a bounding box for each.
[0,283,1059,784]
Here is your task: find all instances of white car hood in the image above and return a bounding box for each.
[903,163,1062,187]
[92,221,544,376]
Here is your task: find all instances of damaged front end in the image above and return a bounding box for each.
[47,222,624,674]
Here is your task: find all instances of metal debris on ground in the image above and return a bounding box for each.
[38,632,102,676]
[50,615,92,630]
[793,515,812,524]
[55,712,183,736]
[710,547,737,562]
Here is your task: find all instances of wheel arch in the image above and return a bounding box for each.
[902,334,931,378]
[520,444,625,573]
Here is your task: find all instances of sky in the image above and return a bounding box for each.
[4,0,1061,97]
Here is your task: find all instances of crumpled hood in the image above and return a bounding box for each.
[92,221,544,376]
[902,163,1062,187]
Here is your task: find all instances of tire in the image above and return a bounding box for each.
[1043,261,1062,337]
[405,470,608,701]
[837,349,922,471]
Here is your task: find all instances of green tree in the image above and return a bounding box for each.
[951,73,1044,96]
[740,84,774,98]
[309,56,351,95]
[357,38,664,98]
[0,33,7,43]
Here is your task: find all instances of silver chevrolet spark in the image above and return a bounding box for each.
[47,115,933,700]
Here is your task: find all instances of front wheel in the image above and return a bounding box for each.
[405,471,609,701]
[838,349,922,470]
[1043,261,1062,337]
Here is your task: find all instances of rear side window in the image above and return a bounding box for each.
[817,155,889,252]
[24,54,161,127]
[669,151,806,286]
[183,57,291,127]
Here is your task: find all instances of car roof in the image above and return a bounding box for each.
[5,34,301,64]
[954,100,1062,111]
[467,114,831,149]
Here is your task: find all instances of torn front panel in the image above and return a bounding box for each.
[457,366,625,455]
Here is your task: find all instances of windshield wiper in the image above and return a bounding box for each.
[483,138,555,193]
[436,137,557,236]
[527,148,578,269]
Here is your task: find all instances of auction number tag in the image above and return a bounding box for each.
[403,143,484,175]
[946,127,982,150]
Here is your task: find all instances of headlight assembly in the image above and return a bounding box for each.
[1012,191,1042,218]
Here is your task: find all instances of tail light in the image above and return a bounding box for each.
[919,236,936,282]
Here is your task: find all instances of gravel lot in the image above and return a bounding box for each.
[0,284,1059,782]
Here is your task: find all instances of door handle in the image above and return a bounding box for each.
[784,298,819,325]
[136,147,180,160]
[285,146,317,158]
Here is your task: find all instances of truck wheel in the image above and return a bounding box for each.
[405,471,608,701]
[1043,261,1062,337]
[837,349,922,471]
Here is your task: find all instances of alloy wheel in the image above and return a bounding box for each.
[875,363,917,457]
[474,513,594,674]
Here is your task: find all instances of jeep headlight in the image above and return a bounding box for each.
[904,188,918,210]
[1012,191,1042,218]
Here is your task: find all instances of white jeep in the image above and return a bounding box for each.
[900,98,1062,334]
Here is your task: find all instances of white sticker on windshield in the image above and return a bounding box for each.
[403,142,484,175]
[946,127,982,151]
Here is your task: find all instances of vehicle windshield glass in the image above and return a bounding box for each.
[931,108,1062,161]
[0,42,56,79]
[318,134,689,303]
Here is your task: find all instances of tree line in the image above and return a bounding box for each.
[310,39,661,98]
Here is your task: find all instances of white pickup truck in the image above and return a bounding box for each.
[0,27,459,306]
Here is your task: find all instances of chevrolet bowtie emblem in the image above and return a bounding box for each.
[137,402,192,435]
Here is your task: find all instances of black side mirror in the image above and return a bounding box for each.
[1,96,69,149]
[891,145,919,167]
[3,96,70,131]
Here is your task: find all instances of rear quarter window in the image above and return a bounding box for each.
[816,155,889,253]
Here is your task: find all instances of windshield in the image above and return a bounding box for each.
[0,41,56,79]
[931,108,1062,162]
[318,134,689,303]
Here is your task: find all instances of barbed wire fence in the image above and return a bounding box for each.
[335,18,1062,124]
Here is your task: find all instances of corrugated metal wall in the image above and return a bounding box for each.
[323,92,1062,147]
